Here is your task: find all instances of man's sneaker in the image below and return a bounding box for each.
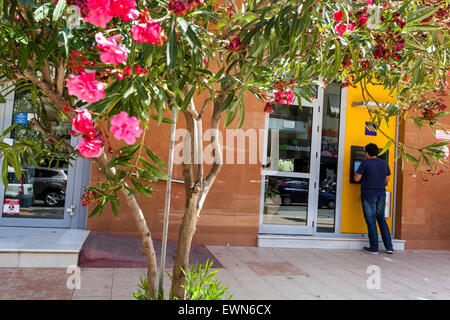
[362,247,379,254]
[386,249,394,254]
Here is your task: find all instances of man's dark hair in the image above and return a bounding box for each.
[365,143,379,157]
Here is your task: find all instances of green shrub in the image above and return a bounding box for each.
[132,259,232,300]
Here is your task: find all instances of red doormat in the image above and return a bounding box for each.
[78,231,223,268]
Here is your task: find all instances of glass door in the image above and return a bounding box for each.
[260,92,323,235]
[0,89,76,228]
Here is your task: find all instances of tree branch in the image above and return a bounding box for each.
[30,117,83,158]
[55,59,66,96]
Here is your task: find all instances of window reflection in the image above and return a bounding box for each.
[263,176,308,226]
[265,104,313,173]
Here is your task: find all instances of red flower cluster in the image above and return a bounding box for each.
[333,1,371,36]
[81,189,100,207]
[372,27,405,64]
[116,65,148,81]
[228,36,242,52]
[264,103,274,114]
[69,49,97,74]
[168,0,204,16]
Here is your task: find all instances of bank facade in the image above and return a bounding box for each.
[1,83,449,251]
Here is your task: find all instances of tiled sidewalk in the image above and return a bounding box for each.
[0,247,449,300]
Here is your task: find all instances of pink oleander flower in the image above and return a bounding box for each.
[348,22,356,31]
[78,137,103,158]
[358,15,368,27]
[333,10,343,22]
[274,90,295,106]
[95,32,129,65]
[110,111,143,144]
[84,0,138,27]
[335,23,347,35]
[131,22,166,45]
[73,109,95,133]
[66,72,107,103]
[365,0,373,5]
[83,0,113,28]
[111,0,139,21]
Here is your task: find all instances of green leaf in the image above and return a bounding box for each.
[34,3,51,21]
[140,157,168,180]
[218,90,235,113]
[407,6,440,25]
[52,0,66,24]
[405,153,419,165]
[135,78,150,103]
[110,199,119,216]
[180,85,196,112]
[0,124,18,140]
[120,143,140,156]
[167,19,178,69]
[144,146,166,169]
[379,140,392,156]
[237,99,245,129]
[88,200,106,218]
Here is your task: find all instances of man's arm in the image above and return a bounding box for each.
[354,173,362,182]
[385,175,390,185]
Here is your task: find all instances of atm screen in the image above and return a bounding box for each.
[354,160,362,173]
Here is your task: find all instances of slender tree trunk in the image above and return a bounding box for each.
[97,152,158,300]
[171,193,200,299]
[171,91,225,299]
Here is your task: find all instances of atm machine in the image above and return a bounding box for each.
[349,146,391,217]
[349,146,389,183]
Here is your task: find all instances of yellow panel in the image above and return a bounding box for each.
[341,84,397,234]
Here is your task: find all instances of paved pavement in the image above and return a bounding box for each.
[0,246,449,300]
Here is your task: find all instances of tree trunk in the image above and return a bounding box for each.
[97,152,158,299]
[170,92,225,299]
[171,193,200,299]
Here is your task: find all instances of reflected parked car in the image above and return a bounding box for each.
[279,180,336,208]
[27,167,67,207]
[5,167,34,208]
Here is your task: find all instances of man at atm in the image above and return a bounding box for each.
[354,143,394,255]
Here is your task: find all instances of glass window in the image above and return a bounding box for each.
[316,83,341,233]
[263,176,309,226]
[2,89,71,219]
[265,104,313,173]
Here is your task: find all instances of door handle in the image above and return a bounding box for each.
[67,204,75,216]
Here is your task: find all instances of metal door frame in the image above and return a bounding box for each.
[259,88,324,235]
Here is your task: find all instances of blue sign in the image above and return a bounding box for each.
[365,122,377,136]
[13,112,28,125]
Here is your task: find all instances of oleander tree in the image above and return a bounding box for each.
[0,0,448,299]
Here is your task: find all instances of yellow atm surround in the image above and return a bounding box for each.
[340,84,397,234]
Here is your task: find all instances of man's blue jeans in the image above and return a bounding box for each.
[361,195,393,251]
